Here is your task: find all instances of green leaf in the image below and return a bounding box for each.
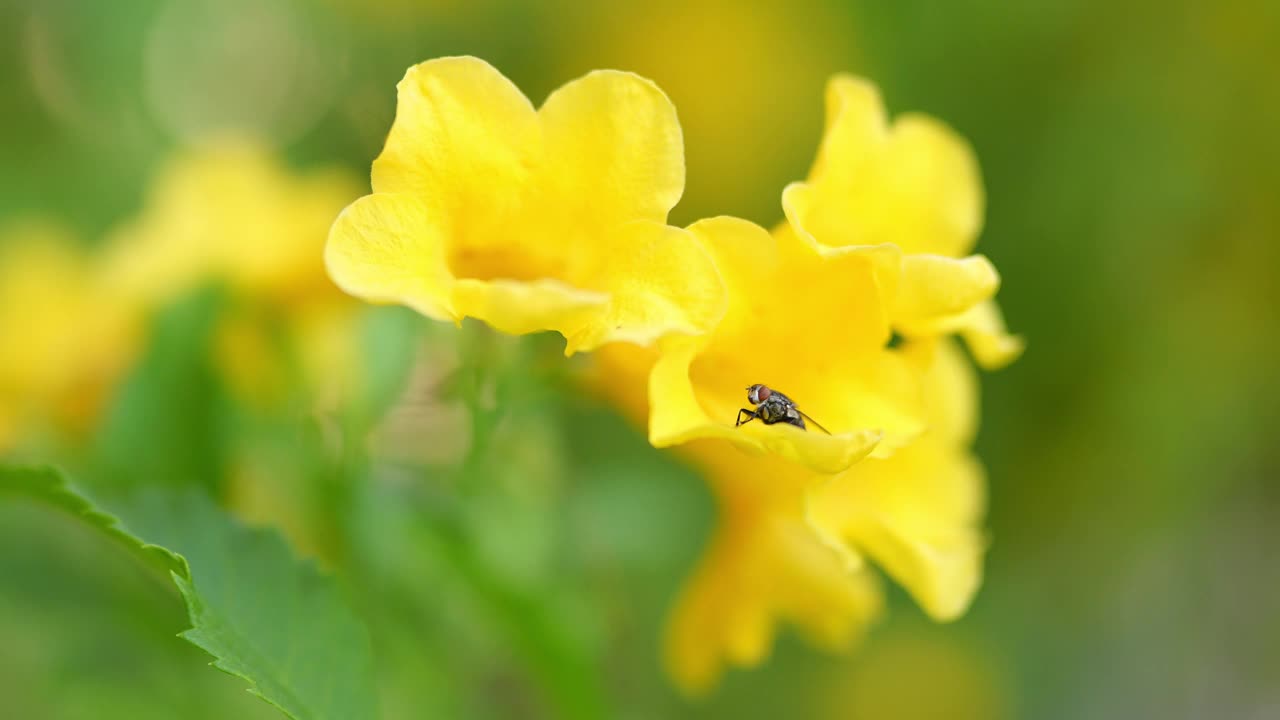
[95,286,230,494]
[0,465,378,720]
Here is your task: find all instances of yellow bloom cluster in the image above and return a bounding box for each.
[102,140,363,405]
[327,57,1020,693]
[0,141,359,454]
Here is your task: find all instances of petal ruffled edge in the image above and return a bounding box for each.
[562,221,726,355]
[371,56,538,205]
[664,512,884,695]
[539,69,685,225]
[958,299,1024,369]
[329,196,724,354]
[808,449,988,622]
[452,277,609,340]
[798,74,985,258]
[780,182,903,295]
[806,337,989,621]
[325,192,457,321]
[892,253,1000,328]
[899,298,1024,370]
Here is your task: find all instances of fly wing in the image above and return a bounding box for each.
[795,409,832,435]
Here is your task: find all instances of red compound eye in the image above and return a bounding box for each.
[754,385,772,401]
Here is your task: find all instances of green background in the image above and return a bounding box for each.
[2,0,1277,717]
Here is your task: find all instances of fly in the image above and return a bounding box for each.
[736,384,831,434]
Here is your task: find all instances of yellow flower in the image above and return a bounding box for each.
[590,72,1022,693]
[102,141,363,403]
[597,337,986,692]
[645,216,922,474]
[595,337,986,693]
[0,221,138,451]
[104,139,359,309]
[808,338,987,621]
[590,339,880,693]
[325,56,725,354]
[664,440,883,696]
[781,74,1022,367]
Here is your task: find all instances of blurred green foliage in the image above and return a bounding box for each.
[1,0,1278,718]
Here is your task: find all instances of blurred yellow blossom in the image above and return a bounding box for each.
[325,56,726,354]
[102,140,363,405]
[782,74,1022,367]
[104,139,359,308]
[0,221,137,452]
[664,438,883,695]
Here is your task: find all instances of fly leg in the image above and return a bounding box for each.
[736,409,759,427]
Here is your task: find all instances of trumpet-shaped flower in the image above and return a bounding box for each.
[782,74,1021,367]
[645,216,924,473]
[325,56,725,354]
[588,72,1019,692]
[592,338,978,693]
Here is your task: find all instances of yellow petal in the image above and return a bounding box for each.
[693,215,896,360]
[904,337,980,446]
[337,59,718,353]
[561,221,726,354]
[665,508,883,695]
[807,74,888,196]
[648,336,883,475]
[325,193,456,321]
[643,216,928,472]
[371,56,538,234]
[892,254,1000,327]
[795,75,984,257]
[809,444,987,621]
[874,114,985,258]
[451,277,608,341]
[900,298,1023,370]
[779,183,902,296]
[539,70,685,225]
[808,338,987,621]
[786,181,1018,369]
[958,299,1024,370]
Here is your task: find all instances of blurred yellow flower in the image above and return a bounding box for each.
[104,139,359,308]
[646,216,923,473]
[326,56,726,354]
[0,221,137,452]
[664,438,883,695]
[782,74,1022,368]
[102,140,363,405]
